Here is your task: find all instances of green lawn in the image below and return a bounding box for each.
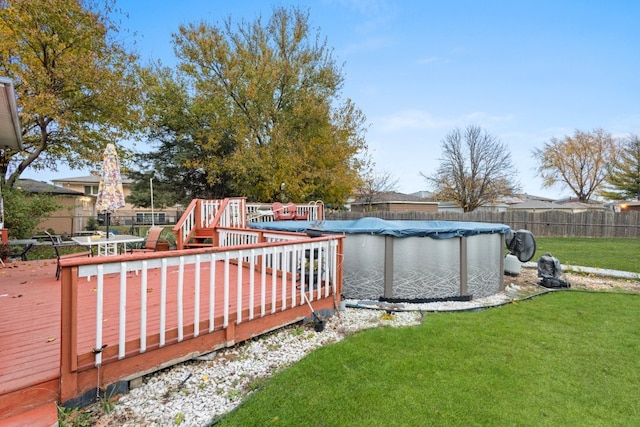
[534,237,640,272]
[218,292,640,426]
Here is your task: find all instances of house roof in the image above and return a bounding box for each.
[409,190,435,199]
[0,77,22,151]
[352,191,435,205]
[52,174,135,185]
[507,199,602,210]
[15,179,86,196]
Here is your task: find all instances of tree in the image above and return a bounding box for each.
[136,7,367,205]
[2,187,59,238]
[533,129,617,202]
[0,0,142,188]
[422,125,519,212]
[600,134,640,201]
[129,65,235,205]
[357,166,399,209]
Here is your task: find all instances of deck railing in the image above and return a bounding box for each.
[246,200,324,222]
[175,198,324,249]
[59,233,343,403]
[174,198,246,249]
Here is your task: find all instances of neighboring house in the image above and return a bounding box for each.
[436,201,464,213]
[616,201,640,212]
[350,191,438,213]
[52,175,179,227]
[436,193,606,213]
[506,194,605,213]
[14,179,93,235]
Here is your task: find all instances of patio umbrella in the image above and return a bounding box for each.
[95,143,125,239]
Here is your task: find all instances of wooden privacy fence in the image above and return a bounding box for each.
[327,210,640,238]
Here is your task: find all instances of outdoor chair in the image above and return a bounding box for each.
[128,226,165,253]
[288,202,308,220]
[45,231,92,280]
[7,242,34,262]
[272,202,296,221]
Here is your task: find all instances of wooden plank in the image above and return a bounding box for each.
[0,378,58,419]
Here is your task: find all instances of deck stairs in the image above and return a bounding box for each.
[174,198,324,250]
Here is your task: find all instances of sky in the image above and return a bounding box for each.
[24,0,640,199]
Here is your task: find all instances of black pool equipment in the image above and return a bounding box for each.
[537,252,571,288]
[504,230,536,276]
[506,230,537,262]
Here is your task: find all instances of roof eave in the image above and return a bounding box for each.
[0,77,22,151]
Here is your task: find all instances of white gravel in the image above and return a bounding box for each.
[89,287,525,426]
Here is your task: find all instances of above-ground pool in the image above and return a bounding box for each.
[250,217,511,301]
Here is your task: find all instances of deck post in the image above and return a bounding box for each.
[60,266,79,402]
[225,313,236,346]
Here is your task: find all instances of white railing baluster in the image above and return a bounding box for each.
[194,254,201,338]
[271,247,277,314]
[236,250,243,324]
[282,247,289,311]
[140,261,148,353]
[315,242,321,300]
[177,257,184,342]
[249,249,255,320]
[160,258,167,347]
[95,264,104,366]
[321,241,328,298]
[118,262,127,359]
[223,253,230,328]
[261,247,266,317]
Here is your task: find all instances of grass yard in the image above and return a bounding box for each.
[218,291,640,426]
[534,237,640,272]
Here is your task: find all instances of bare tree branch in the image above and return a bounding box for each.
[421,125,520,212]
[357,167,400,209]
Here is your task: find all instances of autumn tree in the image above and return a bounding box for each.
[533,129,617,202]
[422,125,519,212]
[600,134,640,201]
[137,7,367,205]
[0,0,142,188]
[128,65,235,205]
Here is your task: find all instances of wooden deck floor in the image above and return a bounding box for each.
[0,256,337,425]
[1,260,61,397]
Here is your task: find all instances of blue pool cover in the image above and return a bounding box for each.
[250,217,511,239]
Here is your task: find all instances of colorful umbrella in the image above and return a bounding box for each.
[95,143,125,239]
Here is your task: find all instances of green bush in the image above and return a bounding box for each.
[3,187,60,238]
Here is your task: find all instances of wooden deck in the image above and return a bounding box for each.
[0,241,341,425]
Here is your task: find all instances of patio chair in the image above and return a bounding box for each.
[288,202,308,220]
[128,226,165,253]
[45,231,92,280]
[272,202,296,221]
[7,241,34,262]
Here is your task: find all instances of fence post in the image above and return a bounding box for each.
[59,266,79,402]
